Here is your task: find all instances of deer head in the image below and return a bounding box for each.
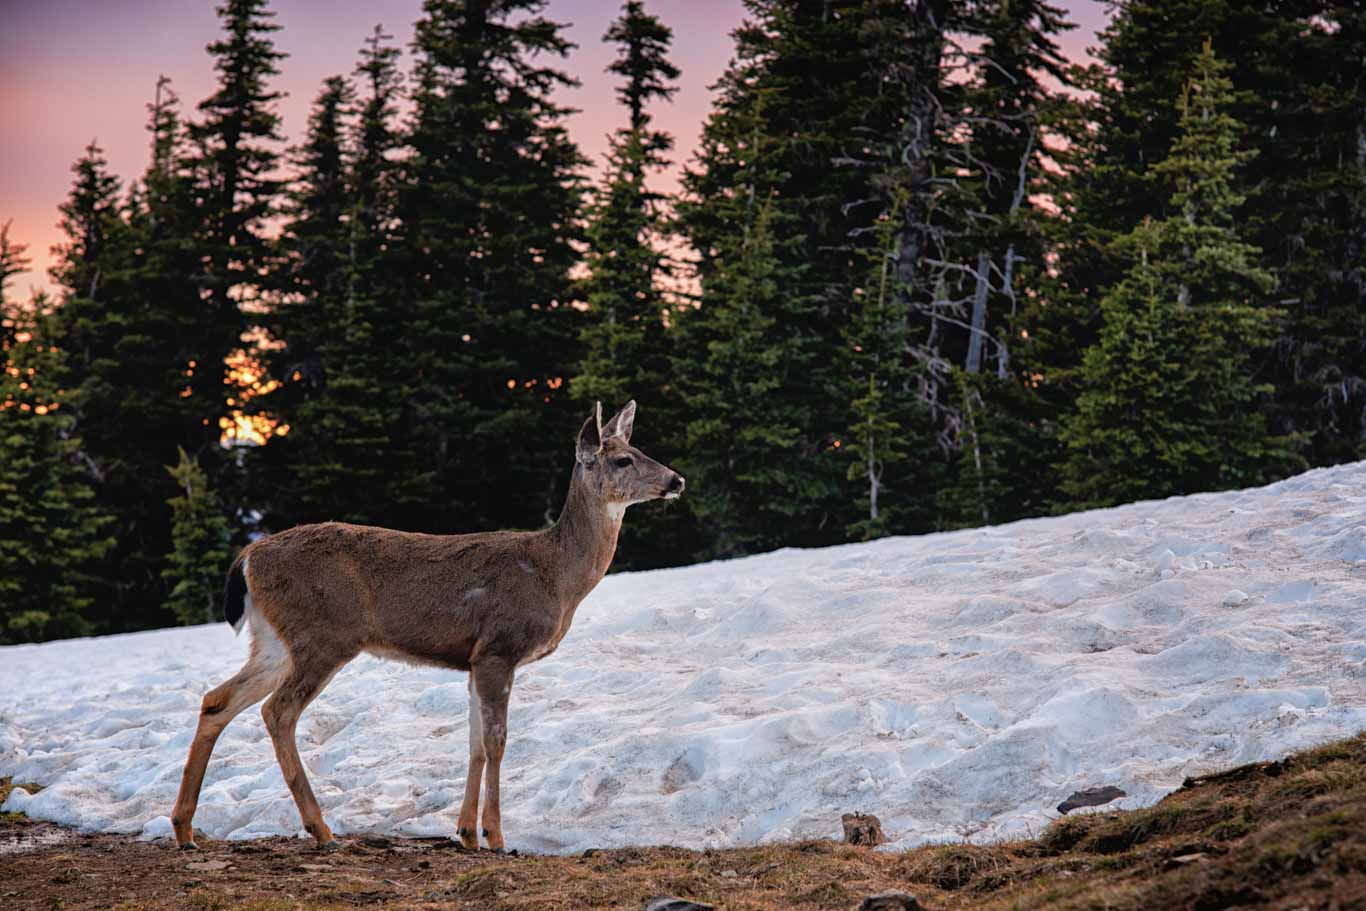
[575,401,684,513]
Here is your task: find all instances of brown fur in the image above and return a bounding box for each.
[170,401,682,852]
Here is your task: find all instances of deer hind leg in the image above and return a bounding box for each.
[473,658,514,852]
[171,628,290,849]
[456,673,485,850]
[261,653,352,848]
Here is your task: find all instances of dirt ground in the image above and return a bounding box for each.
[3,732,1364,911]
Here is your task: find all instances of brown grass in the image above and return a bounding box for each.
[1,733,1364,910]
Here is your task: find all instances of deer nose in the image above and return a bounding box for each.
[668,474,685,494]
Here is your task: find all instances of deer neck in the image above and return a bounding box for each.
[549,463,622,606]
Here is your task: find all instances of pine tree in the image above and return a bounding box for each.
[319,25,423,528]
[843,203,938,540]
[1045,1,1363,474]
[674,192,815,557]
[162,448,233,625]
[1252,4,1366,464]
[47,140,186,632]
[253,74,358,526]
[1059,44,1298,507]
[574,1,691,567]
[0,231,114,644]
[257,26,416,532]
[396,0,587,533]
[575,0,678,410]
[939,0,1074,527]
[188,0,287,465]
[679,0,925,549]
[276,74,353,388]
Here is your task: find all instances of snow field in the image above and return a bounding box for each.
[2,461,1365,853]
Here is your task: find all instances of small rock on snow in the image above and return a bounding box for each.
[1056,786,1127,814]
[841,812,885,846]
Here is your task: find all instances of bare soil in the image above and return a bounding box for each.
[3,732,1364,910]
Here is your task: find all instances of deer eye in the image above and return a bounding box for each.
[613,456,633,469]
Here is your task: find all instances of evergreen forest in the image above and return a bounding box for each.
[2,0,1363,642]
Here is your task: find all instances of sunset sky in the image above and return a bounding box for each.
[0,0,1110,299]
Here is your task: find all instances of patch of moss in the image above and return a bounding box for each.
[898,843,1015,890]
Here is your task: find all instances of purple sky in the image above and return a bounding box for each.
[0,0,1111,298]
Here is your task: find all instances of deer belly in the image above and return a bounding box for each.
[364,638,474,671]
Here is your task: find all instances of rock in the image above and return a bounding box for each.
[1222,590,1249,607]
[841,812,885,846]
[859,890,925,910]
[361,835,393,849]
[1057,785,1127,814]
[644,898,715,911]
[183,860,232,873]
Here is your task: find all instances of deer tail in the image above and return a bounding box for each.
[223,554,250,635]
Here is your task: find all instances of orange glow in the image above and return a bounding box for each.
[221,349,284,447]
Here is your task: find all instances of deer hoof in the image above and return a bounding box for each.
[178,840,199,852]
[316,839,342,853]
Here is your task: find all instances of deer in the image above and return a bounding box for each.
[170,400,683,853]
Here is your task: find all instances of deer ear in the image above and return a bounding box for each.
[576,401,603,464]
[603,400,636,444]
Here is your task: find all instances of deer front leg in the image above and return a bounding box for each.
[456,673,485,850]
[472,659,514,852]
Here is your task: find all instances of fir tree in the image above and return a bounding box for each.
[574,1,690,568]
[1253,5,1366,464]
[843,202,937,540]
[1059,45,1298,507]
[47,140,188,632]
[320,25,423,528]
[188,0,288,464]
[253,74,358,527]
[575,0,678,409]
[162,448,233,625]
[674,193,813,557]
[396,0,587,533]
[277,74,353,387]
[939,0,1074,527]
[0,234,114,643]
[1044,1,1363,473]
[679,0,925,548]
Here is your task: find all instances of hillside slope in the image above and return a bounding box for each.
[2,462,1364,853]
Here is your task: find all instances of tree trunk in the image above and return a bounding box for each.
[966,251,990,373]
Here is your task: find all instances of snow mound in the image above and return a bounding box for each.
[3,462,1366,853]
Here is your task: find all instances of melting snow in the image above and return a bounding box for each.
[3,462,1365,853]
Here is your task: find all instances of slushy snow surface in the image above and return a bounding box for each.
[3,463,1365,853]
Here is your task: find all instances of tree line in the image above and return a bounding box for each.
[2,0,1362,643]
